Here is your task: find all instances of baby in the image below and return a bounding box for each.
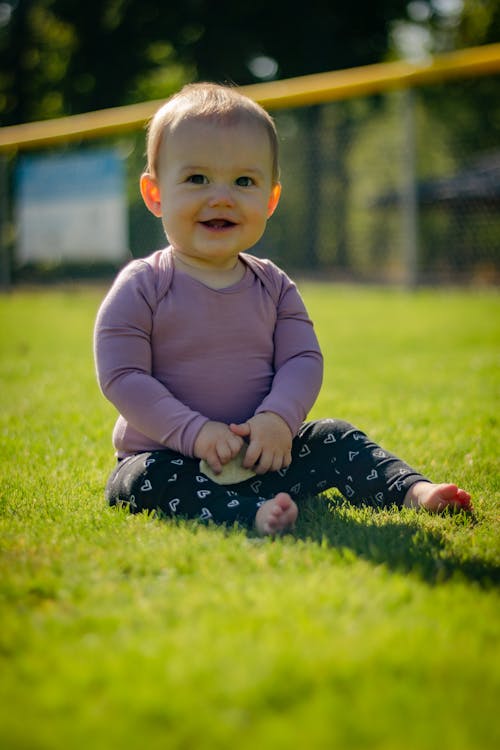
[94,82,471,535]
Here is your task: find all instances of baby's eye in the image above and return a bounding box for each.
[187,174,208,185]
[235,176,254,187]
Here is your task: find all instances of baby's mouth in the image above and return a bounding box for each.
[201,219,236,229]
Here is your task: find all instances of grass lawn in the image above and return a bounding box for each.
[0,283,499,750]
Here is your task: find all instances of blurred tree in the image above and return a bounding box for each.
[176,0,411,82]
[0,0,76,124]
[397,0,500,149]
[389,0,500,277]
[458,0,500,47]
[1,0,412,125]
[2,1,496,271]
[455,0,500,149]
[0,1,189,124]
[0,0,412,269]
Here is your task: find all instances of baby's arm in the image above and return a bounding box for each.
[230,412,292,474]
[95,261,208,456]
[253,269,323,439]
[226,268,320,475]
[193,421,244,475]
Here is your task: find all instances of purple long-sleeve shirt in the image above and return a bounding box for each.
[94,248,323,458]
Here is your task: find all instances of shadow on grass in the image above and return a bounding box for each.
[293,496,500,588]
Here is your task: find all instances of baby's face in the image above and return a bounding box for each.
[154,118,280,270]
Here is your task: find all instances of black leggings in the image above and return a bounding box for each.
[105,419,429,526]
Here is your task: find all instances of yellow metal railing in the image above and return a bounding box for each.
[1,43,500,152]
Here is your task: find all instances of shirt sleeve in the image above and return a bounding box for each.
[94,261,208,455]
[255,271,323,436]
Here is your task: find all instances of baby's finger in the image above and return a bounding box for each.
[272,452,290,473]
[216,440,236,466]
[254,450,276,475]
[229,422,251,437]
[254,460,271,475]
[242,441,262,470]
[266,451,290,474]
[228,433,244,457]
[206,449,222,475]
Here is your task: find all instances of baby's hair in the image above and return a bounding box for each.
[145,82,280,183]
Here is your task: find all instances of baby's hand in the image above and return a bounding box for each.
[230,412,292,475]
[193,421,244,475]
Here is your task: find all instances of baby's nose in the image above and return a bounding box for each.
[207,184,235,207]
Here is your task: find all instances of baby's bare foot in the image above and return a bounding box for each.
[404,481,472,512]
[255,493,298,536]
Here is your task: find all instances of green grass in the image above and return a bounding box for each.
[0,284,499,750]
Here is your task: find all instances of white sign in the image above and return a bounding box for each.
[16,149,128,263]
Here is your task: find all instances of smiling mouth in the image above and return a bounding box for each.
[201,219,236,229]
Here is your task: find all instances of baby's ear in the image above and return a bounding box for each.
[267,182,281,218]
[140,173,162,217]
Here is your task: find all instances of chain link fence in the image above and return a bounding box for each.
[2,71,499,286]
[261,78,499,284]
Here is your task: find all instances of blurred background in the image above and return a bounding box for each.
[0,0,499,286]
